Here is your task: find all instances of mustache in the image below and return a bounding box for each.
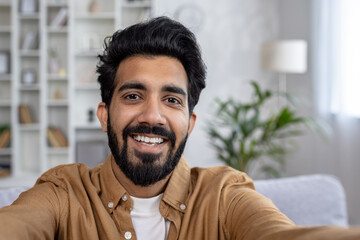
[122,125,176,147]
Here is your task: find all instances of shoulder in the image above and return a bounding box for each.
[190,165,255,192]
[36,162,104,192]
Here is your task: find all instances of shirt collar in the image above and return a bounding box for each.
[99,154,191,213]
[162,156,191,213]
[99,155,127,212]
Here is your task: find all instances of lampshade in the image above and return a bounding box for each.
[261,40,307,73]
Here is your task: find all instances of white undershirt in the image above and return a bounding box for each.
[130,194,170,240]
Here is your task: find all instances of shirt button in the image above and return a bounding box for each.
[108,202,114,208]
[124,231,132,239]
[122,194,128,201]
[180,203,186,210]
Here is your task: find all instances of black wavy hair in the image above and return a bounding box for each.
[96,16,206,114]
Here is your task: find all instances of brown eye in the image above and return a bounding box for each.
[166,97,180,104]
[125,94,140,100]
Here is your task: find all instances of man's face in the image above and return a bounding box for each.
[97,55,196,186]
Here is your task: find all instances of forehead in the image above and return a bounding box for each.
[114,55,188,91]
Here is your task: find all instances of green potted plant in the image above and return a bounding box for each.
[207,81,323,178]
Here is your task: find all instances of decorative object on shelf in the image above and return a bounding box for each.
[54,89,62,100]
[22,69,36,85]
[88,0,100,13]
[48,48,60,75]
[20,0,38,14]
[50,7,68,28]
[0,167,10,178]
[58,68,67,77]
[0,51,10,74]
[18,105,33,124]
[262,40,307,106]
[207,81,323,178]
[0,125,10,149]
[22,31,38,50]
[81,33,100,53]
[47,127,68,148]
[88,108,95,122]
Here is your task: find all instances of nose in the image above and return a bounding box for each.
[137,97,166,126]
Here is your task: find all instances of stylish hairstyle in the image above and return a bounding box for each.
[96,16,206,113]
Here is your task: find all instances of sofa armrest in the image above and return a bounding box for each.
[254,174,348,226]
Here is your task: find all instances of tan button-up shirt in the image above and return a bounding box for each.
[0,155,360,239]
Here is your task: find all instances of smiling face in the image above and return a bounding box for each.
[97,55,196,186]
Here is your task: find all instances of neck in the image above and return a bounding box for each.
[111,157,171,198]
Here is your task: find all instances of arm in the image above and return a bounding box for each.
[0,182,68,240]
[223,188,360,240]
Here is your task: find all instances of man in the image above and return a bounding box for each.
[0,16,359,240]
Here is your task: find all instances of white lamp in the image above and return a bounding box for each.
[261,40,308,104]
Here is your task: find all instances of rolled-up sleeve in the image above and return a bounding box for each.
[0,182,68,240]
[223,185,360,240]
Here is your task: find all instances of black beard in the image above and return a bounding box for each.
[107,117,188,187]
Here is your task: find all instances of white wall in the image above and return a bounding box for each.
[154,0,280,167]
[155,0,360,225]
[278,0,360,225]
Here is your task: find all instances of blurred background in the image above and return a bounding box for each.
[0,0,359,225]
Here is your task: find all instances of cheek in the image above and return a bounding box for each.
[171,116,190,140]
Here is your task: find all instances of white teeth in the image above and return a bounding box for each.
[133,135,164,144]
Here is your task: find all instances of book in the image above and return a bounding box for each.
[0,129,10,149]
[47,127,68,148]
[47,127,61,147]
[50,8,68,27]
[19,105,33,124]
[54,127,68,147]
[22,31,37,50]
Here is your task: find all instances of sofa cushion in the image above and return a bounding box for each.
[0,187,28,208]
[254,174,348,226]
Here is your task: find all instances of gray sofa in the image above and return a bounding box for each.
[254,174,348,226]
[0,174,348,227]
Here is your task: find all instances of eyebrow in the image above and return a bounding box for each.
[162,85,187,97]
[118,82,146,92]
[118,82,186,97]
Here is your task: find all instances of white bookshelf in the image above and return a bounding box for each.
[0,0,154,188]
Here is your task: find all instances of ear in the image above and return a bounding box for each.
[97,102,108,132]
[187,112,197,136]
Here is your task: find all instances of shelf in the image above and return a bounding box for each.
[47,147,69,155]
[122,0,152,8]
[19,84,40,91]
[0,26,11,33]
[20,50,40,57]
[75,12,115,20]
[75,123,101,130]
[47,27,68,33]
[47,99,68,106]
[0,100,11,107]
[18,13,40,20]
[0,0,154,188]
[48,74,67,81]
[0,74,11,81]
[0,148,11,156]
[47,3,68,8]
[0,2,11,7]
[19,124,41,131]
